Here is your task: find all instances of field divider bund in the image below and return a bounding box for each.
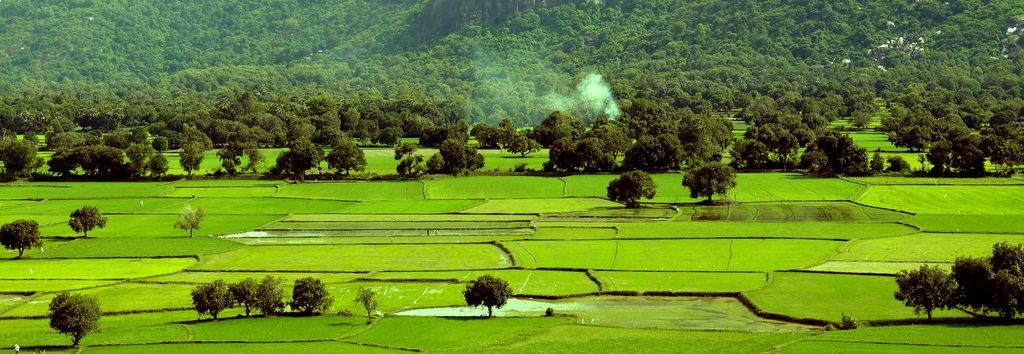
[801,339,1024,349]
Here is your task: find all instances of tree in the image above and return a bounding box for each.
[68,206,108,238]
[48,292,101,347]
[291,277,334,315]
[125,143,155,177]
[394,142,424,177]
[870,151,885,174]
[463,275,512,317]
[894,264,955,321]
[174,205,206,237]
[886,156,912,173]
[432,139,484,175]
[532,111,586,146]
[151,136,169,152]
[0,139,40,177]
[354,287,379,324]
[729,139,770,169]
[506,132,541,157]
[950,257,993,313]
[801,130,868,176]
[276,137,323,181]
[606,171,657,208]
[179,141,204,179]
[682,162,737,202]
[255,276,285,316]
[0,219,41,258]
[622,134,683,171]
[326,137,366,175]
[191,280,233,320]
[850,111,873,130]
[229,278,259,316]
[149,153,169,177]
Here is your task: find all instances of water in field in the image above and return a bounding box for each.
[395,296,814,332]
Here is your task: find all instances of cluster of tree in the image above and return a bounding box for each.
[895,242,1024,320]
[606,163,738,208]
[393,138,485,177]
[191,276,334,320]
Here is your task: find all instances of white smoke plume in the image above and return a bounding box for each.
[543,73,621,120]
[577,73,621,120]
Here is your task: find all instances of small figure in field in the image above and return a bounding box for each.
[14,344,19,353]
[140,201,144,208]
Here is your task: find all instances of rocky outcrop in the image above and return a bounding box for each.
[418,0,580,41]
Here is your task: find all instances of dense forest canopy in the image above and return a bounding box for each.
[1,0,1024,179]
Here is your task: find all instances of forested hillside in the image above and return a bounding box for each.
[1,0,1024,180]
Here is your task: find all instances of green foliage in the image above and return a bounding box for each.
[354,287,379,324]
[326,136,366,175]
[682,162,737,202]
[291,277,334,315]
[894,264,955,321]
[229,277,259,317]
[463,275,512,317]
[173,205,206,237]
[179,142,205,178]
[606,171,657,208]
[191,280,233,320]
[68,205,108,238]
[255,276,286,316]
[0,219,42,258]
[48,291,101,347]
[275,137,323,181]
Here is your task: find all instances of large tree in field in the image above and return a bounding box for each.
[230,278,259,316]
[179,141,204,178]
[326,136,366,175]
[276,137,323,181]
[191,280,234,320]
[894,264,955,321]
[68,206,108,238]
[463,275,512,317]
[354,287,379,324]
[682,162,737,203]
[291,277,334,315]
[0,219,42,258]
[48,292,101,347]
[255,276,286,316]
[174,205,206,237]
[606,171,657,208]
[800,129,868,176]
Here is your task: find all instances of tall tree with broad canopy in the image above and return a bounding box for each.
[606,171,657,208]
[354,287,379,324]
[229,277,259,316]
[68,206,108,238]
[894,264,955,321]
[174,205,206,237]
[682,162,737,203]
[463,275,512,317]
[191,280,234,320]
[291,277,334,315]
[0,219,42,258]
[276,137,323,181]
[48,292,101,347]
[326,136,366,175]
[179,141,204,179]
[255,276,286,316]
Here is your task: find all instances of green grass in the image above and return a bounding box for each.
[165,186,278,197]
[154,198,356,214]
[463,198,622,214]
[904,214,1024,233]
[0,198,187,215]
[688,202,904,222]
[277,181,424,201]
[0,183,173,200]
[40,214,282,237]
[780,341,1022,353]
[531,227,618,240]
[858,185,1024,214]
[508,239,842,271]
[812,323,1024,348]
[832,234,1024,262]
[745,272,968,322]
[143,271,362,284]
[338,200,483,214]
[594,271,768,292]
[3,283,195,317]
[425,176,565,199]
[0,258,195,280]
[189,315,369,341]
[847,177,1024,185]
[348,317,566,351]
[804,261,946,275]
[0,280,118,293]
[565,173,863,203]
[481,324,806,354]
[619,222,917,240]
[365,270,599,296]
[281,214,532,222]
[195,244,512,272]
[28,237,242,258]
[83,342,402,353]
[263,220,532,231]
